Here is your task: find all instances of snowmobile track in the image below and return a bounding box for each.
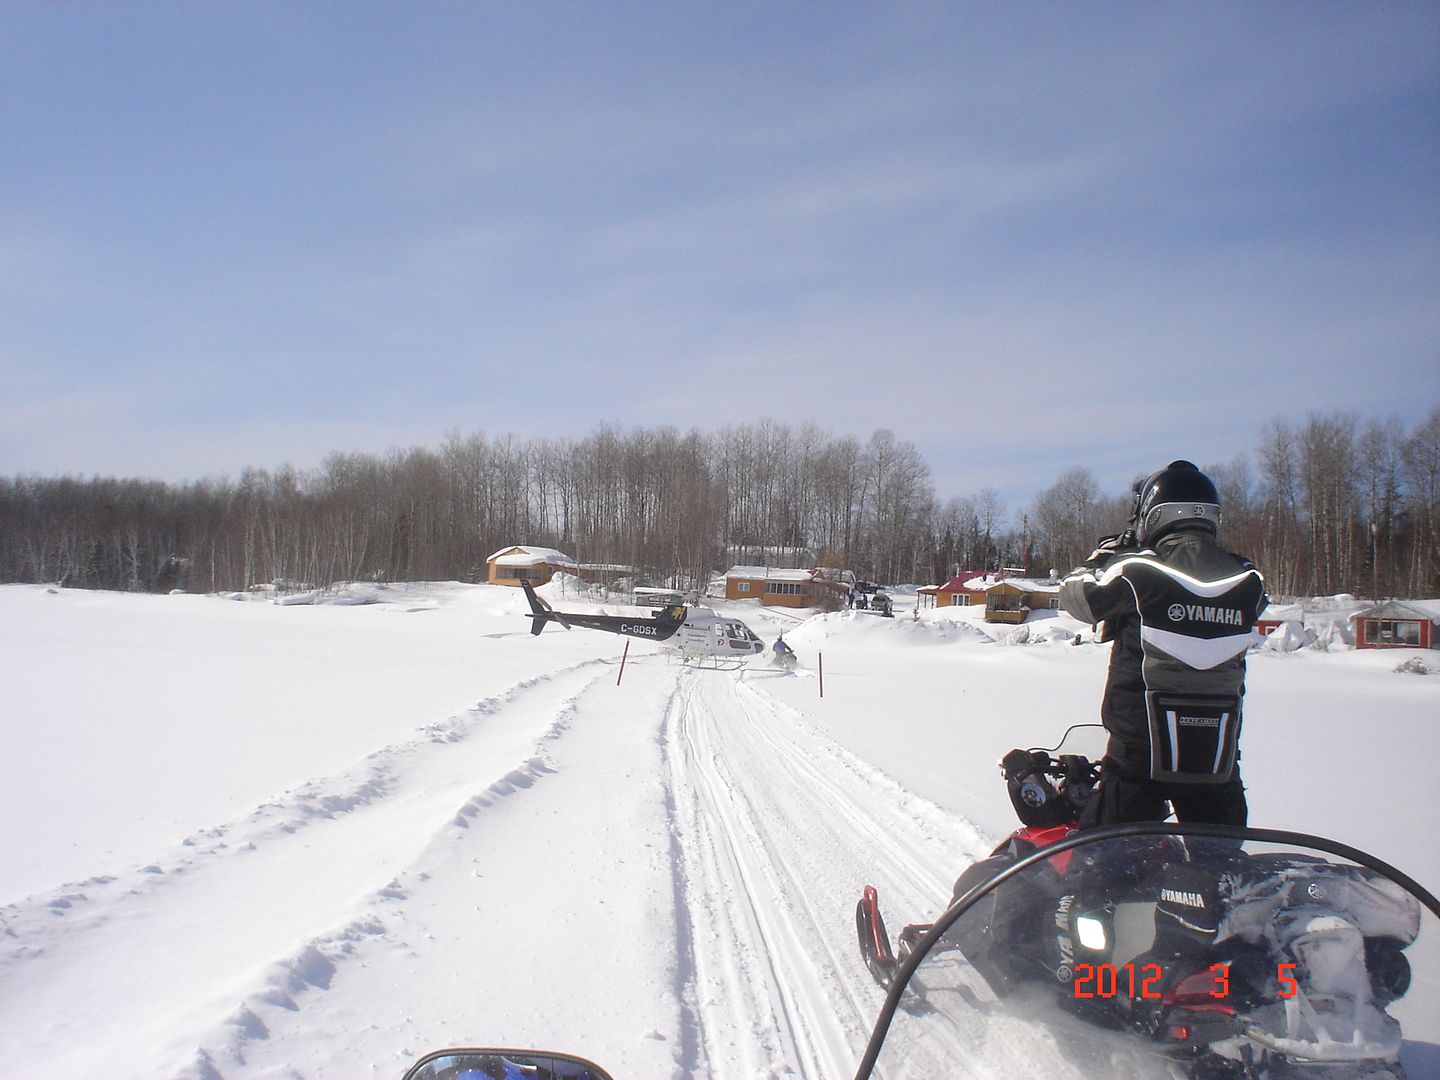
[0,660,614,1079]
[663,668,991,1079]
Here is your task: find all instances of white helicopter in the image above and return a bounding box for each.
[521,582,765,660]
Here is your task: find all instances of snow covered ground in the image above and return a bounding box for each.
[1,581,1436,1079]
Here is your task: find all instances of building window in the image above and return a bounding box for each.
[1366,619,1421,646]
[765,582,804,595]
[736,582,750,593]
[500,566,545,581]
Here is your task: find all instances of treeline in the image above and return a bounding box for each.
[1025,410,1440,599]
[2,410,1438,599]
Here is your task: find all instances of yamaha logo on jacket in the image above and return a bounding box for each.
[1169,603,1247,626]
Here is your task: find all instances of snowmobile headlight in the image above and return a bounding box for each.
[1076,914,1108,952]
[1019,781,1049,808]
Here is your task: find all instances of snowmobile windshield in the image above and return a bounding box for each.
[859,824,1439,1080]
[1042,723,1108,763]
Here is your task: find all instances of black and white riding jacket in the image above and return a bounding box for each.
[1059,528,1268,785]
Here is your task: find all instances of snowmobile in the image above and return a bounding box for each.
[854,726,1439,1078]
[400,736,1439,1080]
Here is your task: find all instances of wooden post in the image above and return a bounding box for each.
[617,639,630,685]
[819,651,824,698]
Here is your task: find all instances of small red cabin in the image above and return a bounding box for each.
[1352,601,1439,650]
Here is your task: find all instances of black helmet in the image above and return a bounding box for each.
[1131,460,1220,544]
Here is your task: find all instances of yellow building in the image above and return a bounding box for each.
[976,576,1061,623]
[724,566,849,610]
[486,546,577,587]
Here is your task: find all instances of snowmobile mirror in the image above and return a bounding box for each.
[402,1047,615,1080]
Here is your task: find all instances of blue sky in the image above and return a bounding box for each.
[3,2,1437,509]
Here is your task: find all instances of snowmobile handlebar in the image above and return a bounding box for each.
[1000,747,1100,786]
[1000,744,1100,828]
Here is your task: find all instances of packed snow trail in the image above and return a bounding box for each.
[0,609,1237,1080]
[210,659,992,1080]
[664,666,991,1078]
[0,648,995,1079]
[186,656,693,1079]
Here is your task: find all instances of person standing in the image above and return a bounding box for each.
[1060,461,1268,827]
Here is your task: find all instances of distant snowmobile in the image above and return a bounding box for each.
[520,582,765,660]
[771,637,798,671]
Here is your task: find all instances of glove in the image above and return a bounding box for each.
[1081,529,1136,569]
[1001,748,1047,780]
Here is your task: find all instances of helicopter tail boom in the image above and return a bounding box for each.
[521,581,571,635]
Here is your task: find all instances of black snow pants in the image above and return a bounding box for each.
[1079,762,1248,829]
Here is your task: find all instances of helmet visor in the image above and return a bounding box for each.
[1140,501,1220,542]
